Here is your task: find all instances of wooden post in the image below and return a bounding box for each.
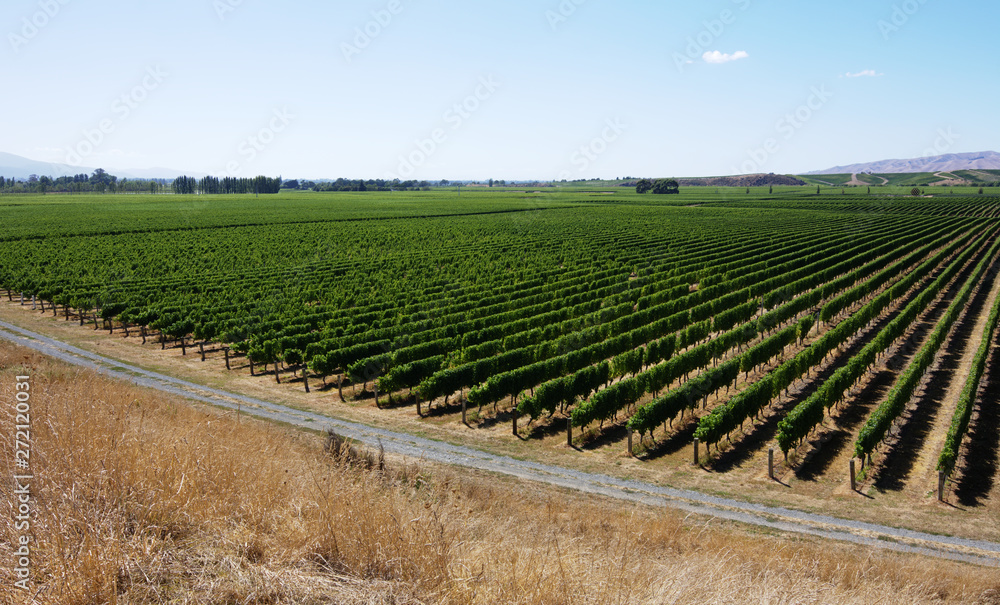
[141,326,147,344]
[160,332,165,349]
[31,294,36,310]
[20,292,24,305]
[938,471,946,502]
[224,347,230,370]
[275,362,281,384]
[567,418,573,447]
[199,342,206,362]
[512,409,518,436]
[303,372,310,393]
[461,397,467,425]
[850,459,857,492]
[80,311,85,326]
[768,448,775,480]
[627,429,634,457]
[417,397,422,417]
[693,438,700,466]
[180,337,186,356]
[249,358,255,376]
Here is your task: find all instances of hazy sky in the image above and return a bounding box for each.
[3,0,997,180]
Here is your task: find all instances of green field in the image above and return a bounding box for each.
[3,187,1000,504]
[954,169,1000,183]
[796,174,856,187]
[795,172,1000,188]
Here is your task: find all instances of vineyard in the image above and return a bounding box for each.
[3,187,1000,517]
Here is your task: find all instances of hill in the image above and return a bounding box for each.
[0,151,201,180]
[809,151,1000,175]
[0,151,84,179]
[677,174,807,187]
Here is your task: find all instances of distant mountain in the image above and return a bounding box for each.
[0,151,83,179]
[808,151,1000,175]
[0,151,202,181]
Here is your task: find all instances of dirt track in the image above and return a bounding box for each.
[3,318,1000,567]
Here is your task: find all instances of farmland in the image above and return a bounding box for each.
[3,186,1000,539]
[8,342,997,603]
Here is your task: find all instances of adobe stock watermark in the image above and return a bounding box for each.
[341,0,408,63]
[216,107,295,177]
[8,0,70,55]
[673,0,752,73]
[546,0,590,31]
[879,0,931,40]
[65,66,168,167]
[918,127,959,159]
[213,0,246,21]
[732,85,834,175]
[555,118,627,181]
[385,75,500,180]
[11,373,33,591]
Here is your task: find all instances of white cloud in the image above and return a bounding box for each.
[702,50,749,64]
[844,69,883,78]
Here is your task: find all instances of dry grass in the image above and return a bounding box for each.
[1,344,998,604]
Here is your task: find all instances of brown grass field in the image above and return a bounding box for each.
[3,343,1000,604]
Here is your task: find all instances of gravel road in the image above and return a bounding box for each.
[2,318,998,567]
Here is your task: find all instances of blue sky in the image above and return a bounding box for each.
[2,0,997,180]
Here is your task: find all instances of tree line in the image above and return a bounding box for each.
[0,169,169,194]
[310,178,434,192]
[182,176,283,195]
[0,170,281,195]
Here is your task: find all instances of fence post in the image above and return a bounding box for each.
[693,438,700,466]
[567,418,573,447]
[938,471,946,502]
[627,429,634,457]
[768,448,775,480]
[850,459,857,492]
